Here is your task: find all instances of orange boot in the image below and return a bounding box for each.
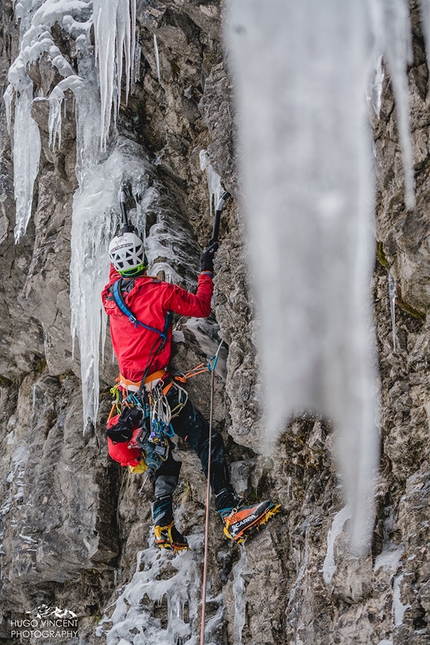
[221,500,280,544]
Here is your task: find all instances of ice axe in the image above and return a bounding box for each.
[119,183,136,234]
[208,191,231,246]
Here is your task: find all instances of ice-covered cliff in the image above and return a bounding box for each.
[1,1,430,644]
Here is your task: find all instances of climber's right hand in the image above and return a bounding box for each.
[200,241,219,273]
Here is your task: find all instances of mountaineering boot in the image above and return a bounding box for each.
[154,521,189,551]
[152,495,189,551]
[220,500,280,544]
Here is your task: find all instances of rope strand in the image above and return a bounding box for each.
[199,366,215,645]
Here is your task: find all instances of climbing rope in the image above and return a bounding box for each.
[199,340,223,645]
[199,367,215,645]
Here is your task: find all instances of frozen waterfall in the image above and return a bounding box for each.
[6,0,144,427]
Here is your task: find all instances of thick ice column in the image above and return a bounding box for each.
[70,151,124,428]
[225,0,379,551]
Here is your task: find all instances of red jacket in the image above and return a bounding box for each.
[101,265,213,382]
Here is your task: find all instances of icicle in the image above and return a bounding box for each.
[70,149,125,427]
[7,0,93,241]
[388,270,397,352]
[6,0,144,428]
[48,86,64,150]
[48,76,86,152]
[93,0,137,150]
[135,197,146,241]
[380,0,415,209]
[131,40,141,93]
[370,55,385,118]
[199,149,223,218]
[225,0,379,553]
[12,79,41,242]
[154,34,161,82]
[3,85,13,134]
[420,0,430,75]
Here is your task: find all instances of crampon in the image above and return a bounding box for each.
[154,521,190,551]
[223,500,280,544]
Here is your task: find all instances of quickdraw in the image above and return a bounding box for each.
[107,381,146,422]
[173,341,223,383]
[147,378,188,440]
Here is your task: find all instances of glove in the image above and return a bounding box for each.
[200,242,219,273]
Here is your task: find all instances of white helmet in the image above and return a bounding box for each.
[109,231,148,276]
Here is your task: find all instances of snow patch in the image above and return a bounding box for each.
[374,546,403,574]
[393,573,410,626]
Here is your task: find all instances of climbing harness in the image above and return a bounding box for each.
[107,370,188,475]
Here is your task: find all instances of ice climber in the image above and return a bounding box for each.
[102,227,279,551]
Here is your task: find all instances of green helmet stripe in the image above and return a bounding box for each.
[119,260,148,277]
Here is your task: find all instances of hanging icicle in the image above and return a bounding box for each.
[199,149,223,219]
[377,0,415,209]
[225,0,380,553]
[93,0,137,150]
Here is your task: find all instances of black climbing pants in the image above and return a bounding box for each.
[152,382,236,513]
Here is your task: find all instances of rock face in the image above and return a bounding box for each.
[1,1,430,645]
